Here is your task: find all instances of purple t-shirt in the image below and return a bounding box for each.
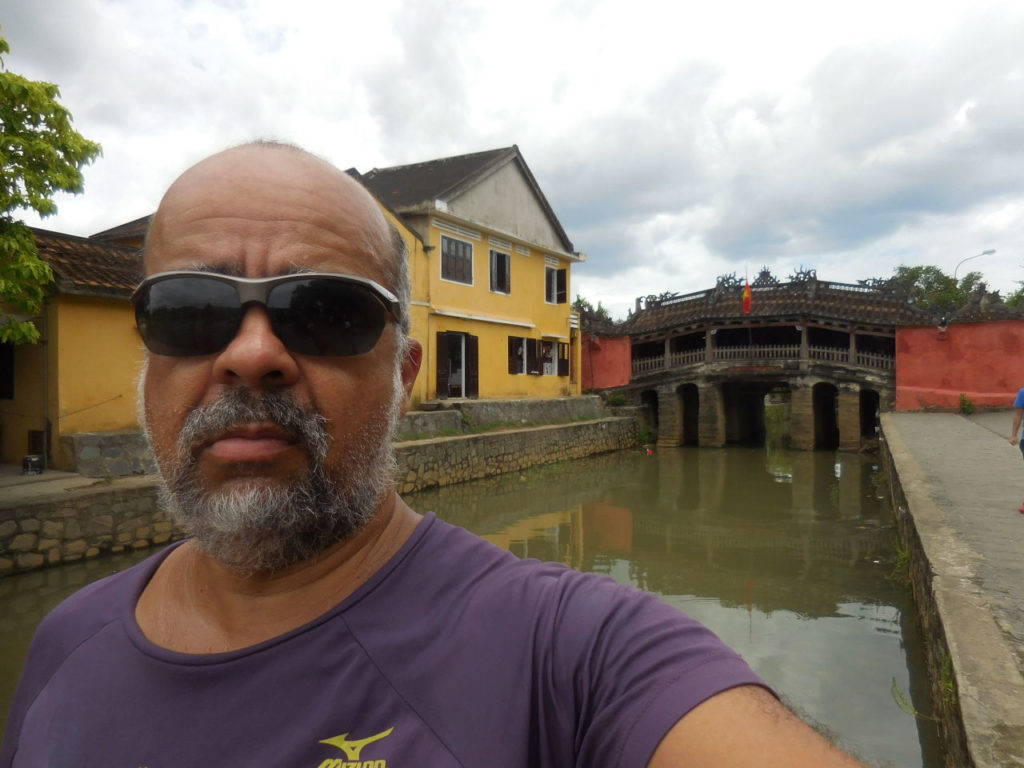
[2,514,765,767]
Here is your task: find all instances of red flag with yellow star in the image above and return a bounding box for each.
[742,281,752,314]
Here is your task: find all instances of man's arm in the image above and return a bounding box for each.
[1011,408,1023,445]
[648,685,868,767]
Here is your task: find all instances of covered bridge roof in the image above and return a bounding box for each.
[623,270,934,339]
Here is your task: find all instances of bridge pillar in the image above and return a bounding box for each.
[790,384,815,450]
[698,382,725,447]
[656,385,683,447]
[838,383,861,451]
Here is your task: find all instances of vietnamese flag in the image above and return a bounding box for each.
[742,281,752,314]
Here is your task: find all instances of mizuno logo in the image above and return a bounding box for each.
[317,727,394,767]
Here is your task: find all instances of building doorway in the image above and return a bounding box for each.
[436,331,479,399]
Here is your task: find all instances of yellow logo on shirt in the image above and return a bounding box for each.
[316,726,394,768]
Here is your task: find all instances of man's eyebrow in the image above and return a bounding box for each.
[187,263,243,276]
[183,264,320,277]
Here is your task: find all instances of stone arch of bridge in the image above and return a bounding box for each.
[637,373,886,451]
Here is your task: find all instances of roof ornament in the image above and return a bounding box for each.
[752,267,778,288]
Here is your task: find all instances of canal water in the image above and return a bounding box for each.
[0,445,941,766]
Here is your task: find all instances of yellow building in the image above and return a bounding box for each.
[1,147,583,470]
[357,146,584,403]
[0,229,144,469]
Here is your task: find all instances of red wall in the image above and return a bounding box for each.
[896,319,1024,410]
[582,335,631,390]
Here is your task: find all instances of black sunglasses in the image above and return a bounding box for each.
[132,270,402,357]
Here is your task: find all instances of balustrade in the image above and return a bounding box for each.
[632,344,894,376]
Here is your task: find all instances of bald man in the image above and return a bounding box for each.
[2,143,866,768]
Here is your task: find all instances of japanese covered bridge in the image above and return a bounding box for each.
[621,270,931,451]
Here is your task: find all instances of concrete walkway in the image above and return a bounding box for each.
[882,410,1024,767]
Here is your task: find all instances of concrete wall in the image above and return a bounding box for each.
[582,335,631,390]
[879,426,971,767]
[897,320,1024,410]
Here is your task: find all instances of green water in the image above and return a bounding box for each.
[0,446,941,766]
[410,446,941,768]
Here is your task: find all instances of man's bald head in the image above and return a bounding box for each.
[144,141,411,335]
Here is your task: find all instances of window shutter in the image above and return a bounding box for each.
[465,335,479,398]
[558,342,569,376]
[508,336,519,374]
[490,251,497,291]
[556,269,567,304]
[527,338,540,375]
[435,332,450,398]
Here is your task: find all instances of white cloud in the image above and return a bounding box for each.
[2,0,1021,318]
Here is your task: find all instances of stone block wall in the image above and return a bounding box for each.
[451,395,605,428]
[2,412,638,576]
[395,409,463,439]
[59,431,157,478]
[0,478,182,577]
[396,416,636,493]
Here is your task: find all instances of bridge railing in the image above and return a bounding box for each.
[631,344,894,375]
[856,351,895,370]
[716,344,800,361]
[808,346,848,362]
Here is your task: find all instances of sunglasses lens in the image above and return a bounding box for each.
[268,279,390,356]
[135,277,241,356]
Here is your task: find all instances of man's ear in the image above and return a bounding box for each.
[398,338,423,416]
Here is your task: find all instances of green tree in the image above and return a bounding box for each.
[0,29,101,344]
[572,294,613,321]
[886,265,984,313]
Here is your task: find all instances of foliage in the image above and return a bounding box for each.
[0,29,101,344]
[958,393,975,414]
[884,265,984,314]
[572,293,612,322]
[1006,284,1024,308]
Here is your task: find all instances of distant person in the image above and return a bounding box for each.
[1,142,868,767]
[1010,387,1024,512]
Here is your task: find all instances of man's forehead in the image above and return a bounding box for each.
[146,146,390,277]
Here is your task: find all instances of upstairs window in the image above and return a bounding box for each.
[490,250,511,294]
[441,235,473,284]
[545,266,567,304]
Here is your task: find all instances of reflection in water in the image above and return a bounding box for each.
[411,446,941,768]
[0,446,940,766]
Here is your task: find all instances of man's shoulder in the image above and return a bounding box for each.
[30,548,168,664]
[1015,388,1024,407]
[400,515,658,619]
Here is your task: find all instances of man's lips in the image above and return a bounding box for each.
[200,425,300,463]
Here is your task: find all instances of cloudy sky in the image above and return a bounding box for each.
[2,0,1022,318]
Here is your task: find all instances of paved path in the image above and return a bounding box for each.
[883,410,1024,767]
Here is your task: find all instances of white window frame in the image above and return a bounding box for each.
[490,249,511,295]
[441,234,473,285]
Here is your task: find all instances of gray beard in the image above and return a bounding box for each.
[151,387,399,575]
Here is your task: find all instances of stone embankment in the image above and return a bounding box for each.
[1,396,638,576]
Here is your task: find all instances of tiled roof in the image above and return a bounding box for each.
[33,228,142,300]
[90,215,152,246]
[358,147,518,210]
[623,278,935,338]
[357,145,574,253]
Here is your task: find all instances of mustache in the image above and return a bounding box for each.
[177,389,330,462]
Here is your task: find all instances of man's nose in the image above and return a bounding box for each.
[211,305,301,388]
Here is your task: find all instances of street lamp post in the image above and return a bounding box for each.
[954,249,996,281]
